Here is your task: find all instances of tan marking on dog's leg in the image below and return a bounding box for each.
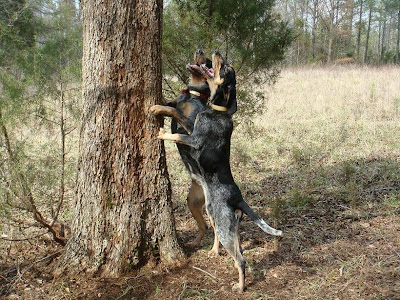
[149,105,175,116]
[157,128,184,143]
[207,217,219,256]
[224,219,245,292]
[187,180,207,247]
[232,264,245,292]
[233,227,245,292]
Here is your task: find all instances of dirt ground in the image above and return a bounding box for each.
[1,196,399,300]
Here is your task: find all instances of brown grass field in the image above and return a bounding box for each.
[1,66,400,299]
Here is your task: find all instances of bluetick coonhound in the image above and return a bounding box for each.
[152,50,282,291]
[151,49,236,246]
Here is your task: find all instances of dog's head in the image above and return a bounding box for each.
[186,49,212,88]
[194,48,212,68]
[205,50,237,115]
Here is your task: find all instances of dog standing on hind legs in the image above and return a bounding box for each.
[150,49,236,247]
[155,50,282,292]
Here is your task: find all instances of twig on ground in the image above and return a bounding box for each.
[3,250,63,295]
[178,282,187,300]
[115,285,136,300]
[192,266,218,281]
[0,232,47,242]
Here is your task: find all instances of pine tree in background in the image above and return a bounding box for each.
[163,0,293,123]
[0,0,82,244]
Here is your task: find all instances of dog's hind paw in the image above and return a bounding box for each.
[208,248,219,257]
[231,282,245,292]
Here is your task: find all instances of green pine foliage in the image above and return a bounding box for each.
[0,0,81,237]
[163,0,293,122]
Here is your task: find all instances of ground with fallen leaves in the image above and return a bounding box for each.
[1,199,399,299]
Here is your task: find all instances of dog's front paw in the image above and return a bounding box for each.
[149,105,164,115]
[157,128,167,140]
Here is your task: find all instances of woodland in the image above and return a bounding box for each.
[1,0,400,299]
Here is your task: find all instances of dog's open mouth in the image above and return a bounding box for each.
[186,64,202,77]
[186,63,214,78]
[200,64,214,79]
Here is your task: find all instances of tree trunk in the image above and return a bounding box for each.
[396,9,400,64]
[378,15,382,64]
[347,0,355,55]
[56,0,184,277]
[312,0,318,60]
[327,0,335,64]
[356,0,363,61]
[381,13,386,63]
[364,3,372,64]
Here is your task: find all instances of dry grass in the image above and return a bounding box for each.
[225,65,400,210]
[2,65,400,299]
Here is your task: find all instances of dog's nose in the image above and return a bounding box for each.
[196,49,204,55]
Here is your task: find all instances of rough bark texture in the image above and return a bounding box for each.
[57,0,184,277]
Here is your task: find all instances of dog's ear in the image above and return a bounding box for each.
[226,85,237,115]
[225,66,237,115]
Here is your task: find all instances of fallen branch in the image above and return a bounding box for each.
[192,266,218,281]
[0,232,46,242]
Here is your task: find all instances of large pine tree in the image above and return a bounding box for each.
[57,0,184,276]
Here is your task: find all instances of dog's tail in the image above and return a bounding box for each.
[237,201,282,236]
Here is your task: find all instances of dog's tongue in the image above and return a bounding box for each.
[189,64,202,73]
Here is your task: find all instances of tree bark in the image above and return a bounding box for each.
[356,0,363,61]
[312,0,318,60]
[56,0,184,277]
[326,0,335,63]
[364,3,372,64]
[381,13,386,63]
[396,9,400,64]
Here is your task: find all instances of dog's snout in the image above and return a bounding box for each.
[196,49,204,55]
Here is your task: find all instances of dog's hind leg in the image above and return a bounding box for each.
[217,216,246,292]
[205,204,220,256]
[230,250,245,292]
[209,221,220,256]
[187,179,207,247]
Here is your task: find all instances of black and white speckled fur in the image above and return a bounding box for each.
[150,49,216,247]
[155,51,282,292]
